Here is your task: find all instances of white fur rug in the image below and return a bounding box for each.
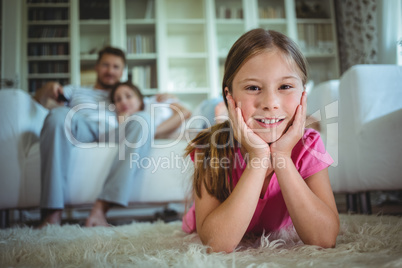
[1,214,401,267]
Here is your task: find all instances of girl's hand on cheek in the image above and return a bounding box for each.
[226,93,270,161]
[270,91,307,159]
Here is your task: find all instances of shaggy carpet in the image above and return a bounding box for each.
[0,214,401,267]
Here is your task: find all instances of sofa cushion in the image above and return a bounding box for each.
[15,139,191,209]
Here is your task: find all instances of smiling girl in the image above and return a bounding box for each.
[182,29,339,253]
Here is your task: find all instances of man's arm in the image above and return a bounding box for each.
[33,81,65,109]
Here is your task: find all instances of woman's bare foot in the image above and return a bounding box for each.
[37,209,62,229]
[85,200,111,227]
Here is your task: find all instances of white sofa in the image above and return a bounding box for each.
[307,64,402,213]
[0,89,192,226]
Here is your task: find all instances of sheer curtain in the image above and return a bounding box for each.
[335,0,402,74]
[376,0,402,65]
[334,0,378,74]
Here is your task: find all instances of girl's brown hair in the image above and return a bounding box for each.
[185,29,308,203]
[110,81,145,111]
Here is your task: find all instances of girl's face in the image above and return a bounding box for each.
[229,50,304,144]
[113,85,142,115]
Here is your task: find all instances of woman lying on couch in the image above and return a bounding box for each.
[110,81,192,139]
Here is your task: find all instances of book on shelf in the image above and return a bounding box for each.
[131,65,156,90]
[258,6,284,19]
[28,8,69,21]
[29,43,68,56]
[127,35,155,54]
[297,24,306,51]
[27,0,69,3]
[297,23,334,54]
[216,6,243,19]
[29,61,69,74]
[29,26,69,38]
[144,0,154,19]
[79,0,109,20]
[80,69,97,86]
[295,0,329,19]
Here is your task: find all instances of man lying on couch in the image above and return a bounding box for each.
[34,46,164,228]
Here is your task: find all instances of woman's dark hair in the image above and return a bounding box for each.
[110,81,145,111]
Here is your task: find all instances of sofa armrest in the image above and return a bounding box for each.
[0,89,48,154]
[338,65,402,192]
[307,79,340,116]
[0,89,48,209]
[306,79,339,155]
[339,65,402,132]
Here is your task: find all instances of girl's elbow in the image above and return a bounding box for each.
[201,235,237,253]
[316,220,340,248]
[206,242,237,253]
[304,236,336,248]
[306,230,339,248]
[314,238,337,248]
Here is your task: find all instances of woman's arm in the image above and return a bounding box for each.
[155,103,191,139]
[195,161,268,253]
[273,161,339,248]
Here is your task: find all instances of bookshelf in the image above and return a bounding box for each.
[125,0,158,95]
[156,0,212,108]
[294,0,339,83]
[23,0,71,93]
[213,0,339,103]
[214,0,245,95]
[19,0,339,108]
[257,0,288,34]
[78,0,110,86]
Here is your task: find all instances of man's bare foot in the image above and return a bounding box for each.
[85,200,111,227]
[37,209,62,229]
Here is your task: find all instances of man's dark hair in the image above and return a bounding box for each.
[97,46,126,65]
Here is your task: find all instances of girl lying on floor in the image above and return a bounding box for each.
[182,28,339,253]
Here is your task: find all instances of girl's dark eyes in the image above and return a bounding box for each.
[245,84,294,91]
[280,84,292,90]
[246,86,260,91]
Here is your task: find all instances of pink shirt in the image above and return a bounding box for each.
[182,128,333,234]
